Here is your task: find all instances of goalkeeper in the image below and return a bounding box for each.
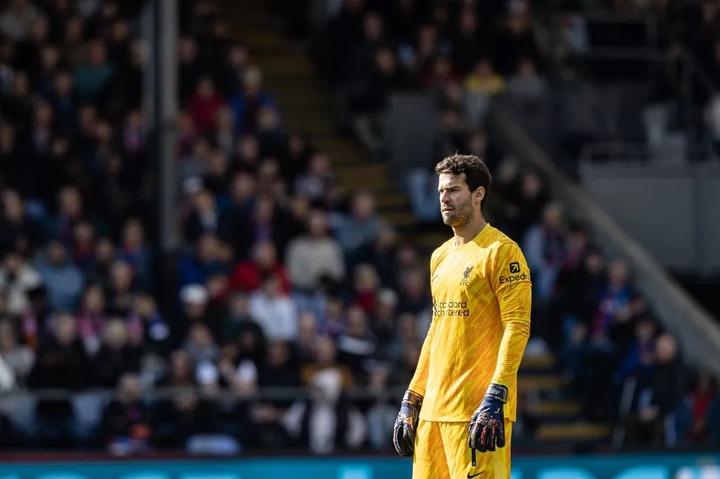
[393,154,532,479]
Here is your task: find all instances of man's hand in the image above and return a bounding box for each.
[392,390,423,457]
[468,383,508,453]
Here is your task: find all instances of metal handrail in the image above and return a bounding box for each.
[676,42,716,100]
[580,140,715,164]
[579,142,651,163]
[0,385,407,403]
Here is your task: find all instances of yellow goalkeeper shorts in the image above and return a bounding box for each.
[412,419,513,479]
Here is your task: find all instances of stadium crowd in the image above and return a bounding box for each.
[0,0,718,456]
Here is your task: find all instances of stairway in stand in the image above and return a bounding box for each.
[219,0,414,230]
[216,0,613,452]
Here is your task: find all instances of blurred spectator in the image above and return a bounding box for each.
[217,43,249,95]
[463,58,504,127]
[506,57,547,107]
[157,349,196,389]
[0,251,42,315]
[364,364,396,450]
[76,284,109,355]
[73,39,114,103]
[407,165,441,223]
[464,58,505,96]
[0,319,34,388]
[188,76,226,134]
[152,388,220,450]
[35,240,84,311]
[100,373,152,455]
[294,153,336,204]
[676,372,720,446]
[0,189,41,257]
[249,339,298,449]
[593,260,634,344]
[322,0,366,83]
[350,263,379,314]
[182,321,219,367]
[286,210,345,310]
[350,46,408,152]
[213,106,235,158]
[372,288,399,357]
[106,260,136,316]
[320,295,346,338]
[282,367,367,454]
[128,293,170,355]
[450,6,485,76]
[334,190,382,265]
[179,233,229,287]
[0,0,40,41]
[219,343,259,395]
[177,283,218,342]
[625,333,686,448]
[184,189,221,244]
[248,272,298,342]
[117,218,152,291]
[229,239,291,294]
[491,2,538,76]
[255,107,285,158]
[92,318,142,388]
[336,306,377,384]
[300,336,354,390]
[295,311,320,366]
[239,195,294,262]
[179,37,202,103]
[523,201,566,305]
[28,313,87,447]
[396,266,430,314]
[229,66,278,135]
[281,133,313,185]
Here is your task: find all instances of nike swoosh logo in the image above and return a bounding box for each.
[467,472,485,478]
[431,274,440,283]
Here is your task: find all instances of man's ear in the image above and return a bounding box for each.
[474,187,485,203]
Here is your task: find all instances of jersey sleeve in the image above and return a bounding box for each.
[408,313,435,396]
[407,248,442,396]
[489,242,532,390]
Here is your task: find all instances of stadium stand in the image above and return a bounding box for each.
[527,1,720,170]
[0,0,718,457]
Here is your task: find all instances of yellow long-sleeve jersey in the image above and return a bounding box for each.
[409,224,532,422]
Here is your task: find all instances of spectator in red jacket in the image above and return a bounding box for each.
[229,239,290,294]
[188,75,226,134]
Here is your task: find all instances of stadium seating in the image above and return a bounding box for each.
[0,0,718,456]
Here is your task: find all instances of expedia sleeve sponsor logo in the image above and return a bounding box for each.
[499,262,531,284]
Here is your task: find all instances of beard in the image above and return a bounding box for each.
[441,198,474,227]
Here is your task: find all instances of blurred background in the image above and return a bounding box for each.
[0,0,718,477]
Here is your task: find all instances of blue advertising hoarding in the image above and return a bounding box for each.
[0,454,718,479]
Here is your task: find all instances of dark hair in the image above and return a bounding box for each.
[435,154,492,209]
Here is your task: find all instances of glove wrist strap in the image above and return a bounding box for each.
[485,383,509,403]
[402,390,423,408]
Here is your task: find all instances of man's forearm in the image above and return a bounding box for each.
[491,319,531,388]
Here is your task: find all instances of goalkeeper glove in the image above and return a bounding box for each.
[468,383,508,454]
[392,390,423,457]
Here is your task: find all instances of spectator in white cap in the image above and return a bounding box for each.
[177,283,212,346]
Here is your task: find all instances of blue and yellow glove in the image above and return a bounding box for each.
[392,390,423,457]
[468,383,508,457]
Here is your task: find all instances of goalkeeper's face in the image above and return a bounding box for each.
[438,173,476,228]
